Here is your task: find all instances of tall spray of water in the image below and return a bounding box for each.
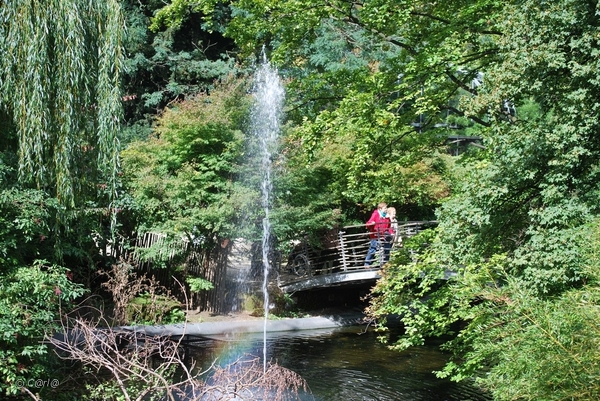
[251,51,285,372]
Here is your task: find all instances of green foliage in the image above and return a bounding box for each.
[464,278,600,401]
[433,220,600,401]
[0,132,113,399]
[0,0,124,214]
[186,276,214,293]
[189,0,504,228]
[367,2,600,399]
[439,0,600,295]
[0,261,86,396]
[120,77,254,244]
[0,189,55,270]
[284,90,452,210]
[149,0,203,31]
[126,292,185,325]
[0,181,107,276]
[368,222,600,400]
[367,228,489,350]
[120,0,239,143]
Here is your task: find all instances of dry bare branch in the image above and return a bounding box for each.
[48,280,310,400]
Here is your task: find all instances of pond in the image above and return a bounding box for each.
[186,325,491,401]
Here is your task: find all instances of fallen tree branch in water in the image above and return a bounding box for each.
[48,303,308,400]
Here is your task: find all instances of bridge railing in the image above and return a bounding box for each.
[336,221,438,271]
[336,224,377,270]
[278,221,437,284]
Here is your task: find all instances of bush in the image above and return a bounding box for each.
[126,292,185,325]
[0,261,86,397]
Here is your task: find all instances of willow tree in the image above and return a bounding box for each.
[0,2,125,397]
[0,0,124,217]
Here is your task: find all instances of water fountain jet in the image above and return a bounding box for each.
[250,50,285,372]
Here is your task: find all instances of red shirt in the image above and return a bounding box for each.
[366,210,391,240]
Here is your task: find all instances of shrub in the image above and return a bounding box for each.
[0,261,86,397]
[126,292,185,325]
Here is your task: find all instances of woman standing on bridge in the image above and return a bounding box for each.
[383,207,401,263]
[386,207,401,244]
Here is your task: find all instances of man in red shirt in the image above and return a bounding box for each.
[364,202,390,266]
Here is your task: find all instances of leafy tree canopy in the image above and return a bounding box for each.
[150,0,504,226]
[120,77,255,245]
[122,2,600,400]
[120,0,240,144]
[0,1,125,396]
[367,1,600,398]
[0,0,124,213]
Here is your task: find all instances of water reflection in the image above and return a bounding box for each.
[187,326,490,401]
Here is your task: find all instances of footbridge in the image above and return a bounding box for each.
[277,221,436,293]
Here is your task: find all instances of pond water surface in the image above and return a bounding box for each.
[187,325,490,401]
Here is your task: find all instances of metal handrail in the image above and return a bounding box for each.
[278,220,437,284]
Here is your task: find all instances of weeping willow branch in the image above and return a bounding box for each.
[0,0,124,227]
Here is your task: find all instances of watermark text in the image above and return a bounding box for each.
[16,378,60,388]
